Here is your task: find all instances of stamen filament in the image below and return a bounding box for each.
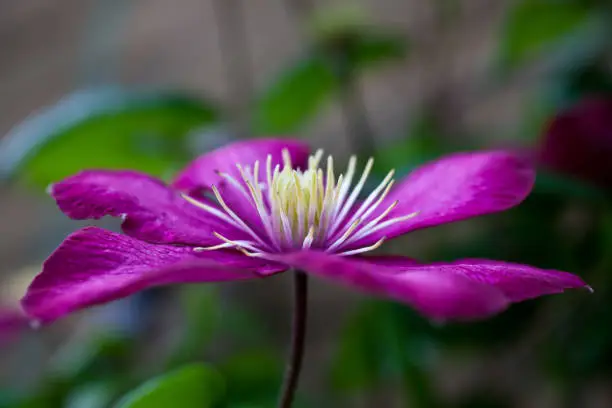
[326,218,361,252]
[329,157,374,236]
[211,185,269,247]
[182,194,241,229]
[338,237,386,256]
[212,232,263,253]
[339,201,399,246]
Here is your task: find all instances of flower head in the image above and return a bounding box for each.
[21,139,588,324]
[185,148,416,257]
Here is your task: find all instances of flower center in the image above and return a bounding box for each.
[184,149,418,256]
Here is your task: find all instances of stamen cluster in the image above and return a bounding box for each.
[184,150,418,256]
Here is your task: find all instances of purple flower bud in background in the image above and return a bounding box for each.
[539,97,612,190]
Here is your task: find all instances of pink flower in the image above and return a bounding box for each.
[539,97,612,189]
[22,139,588,323]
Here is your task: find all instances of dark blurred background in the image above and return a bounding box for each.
[1,1,612,407]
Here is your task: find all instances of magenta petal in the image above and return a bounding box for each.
[172,138,311,193]
[437,259,589,302]
[21,227,286,323]
[275,251,509,321]
[350,151,534,248]
[51,170,244,246]
[356,255,420,268]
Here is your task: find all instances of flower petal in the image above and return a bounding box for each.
[356,256,589,301]
[21,227,286,323]
[348,151,535,248]
[434,259,590,302]
[172,138,311,193]
[356,255,420,268]
[51,170,245,246]
[275,251,509,321]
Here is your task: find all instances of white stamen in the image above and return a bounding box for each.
[210,232,263,253]
[326,218,361,252]
[329,157,374,236]
[182,194,241,229]
[302,226,315,249]
[211,185,269,247]
[332,156,357,219]
[330,169,394,242]
[338,237,386,256]
[361,211,420,237]
[193,243,235,251]
[217,172,252,201]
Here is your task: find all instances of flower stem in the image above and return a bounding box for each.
[277,271,309,408]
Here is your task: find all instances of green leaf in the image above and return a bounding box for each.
[253,28,407,134]
[221,351,283,406]
[114,364,223,408]
[0,87,218,188]
[253,57,337,134]
[343,32,407,69]
[168,287,221,367]
[499,0,592,70]
[373,114,452,179]
[331,301,440,407]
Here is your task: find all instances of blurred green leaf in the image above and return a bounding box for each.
[499,0,592,70]
[0,87,218,188]
[221,351,283,406]
[557,62,612,104]
[331,301,439,407]
[169,287,221,367]
[542,212,612,379]
[114,364,223,408]
[15,379,72,408]
[253,29,407,134]
[341,32,407,70]
[50,335,133,384]
[253,57,337,134]
[373,114,452,178]
[0,390,18,408]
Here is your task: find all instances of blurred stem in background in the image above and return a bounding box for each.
[285,0,377,156]
[212,0,254,138]
[334,53,377,158]
[277,271,309,408]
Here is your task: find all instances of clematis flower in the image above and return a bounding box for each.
[22,139,588,324]
[539,97,612,190]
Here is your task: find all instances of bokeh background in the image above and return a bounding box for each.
[1,0,612,407]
